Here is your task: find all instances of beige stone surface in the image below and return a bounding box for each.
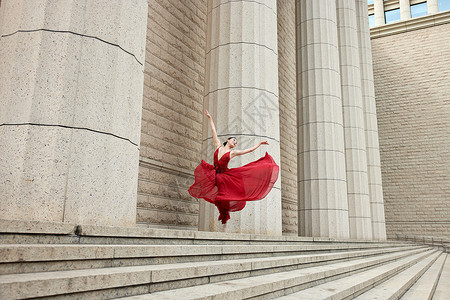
[0,126,69,223]
[433,254,450,299]
[401,252,446,299]
[356,0,387,240]
[281,249,439,299]
[297,0,350,239]
[428,0,439,15]
[64,132,139,227]
[372,22,450,239]
[199,0,281,235]
[0,0,148,226]
[0,126,139,226]
[374,0,385,26]
[0,1,5,40]
[354,250,440,299]
[0,244,115,263]
[119,247,430,299]
[0,30,143,144]
[0,241,416,298]
[337,0,372,240]
[400,0,411,20]
[1,0,147,64]
[138,0,207,229]
[0,219,76,234]
[0,265,152,299]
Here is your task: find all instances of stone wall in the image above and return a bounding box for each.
[138,0,207,230]
[278,0,298,235]
[372,23,450,239]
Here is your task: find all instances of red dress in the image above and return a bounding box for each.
[188,147,279,224]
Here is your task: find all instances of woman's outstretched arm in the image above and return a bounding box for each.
[230,141,269,159]
[205,109,221,149]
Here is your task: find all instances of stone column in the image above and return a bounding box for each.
[336,0,373,240]
[296,0,350,239]
[0,0,148,227]
[355,0,387,240]
[0,1,5,40]
[400,0,411,20]
[428,0,439,14]
[199,0,282,235]
[374,0,385,26]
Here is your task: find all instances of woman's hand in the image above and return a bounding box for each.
[231,140,269,158]
[205,109,221,149]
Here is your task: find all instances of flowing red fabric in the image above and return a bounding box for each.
[188,148,279,224]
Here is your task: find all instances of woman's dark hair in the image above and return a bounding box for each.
[223,137,236,146]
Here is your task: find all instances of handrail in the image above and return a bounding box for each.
[395,234,450,252]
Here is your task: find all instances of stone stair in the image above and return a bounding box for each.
[0,220,447,299]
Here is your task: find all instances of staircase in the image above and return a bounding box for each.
[0,220,448,299]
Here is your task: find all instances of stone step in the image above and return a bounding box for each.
[0,246,429,299]
[118,248,436,300]
[0,243,420,274]
[353,250,441,299]
[432,253,450,300]
[400,252,446,299]
[279,249,441,299]
[0,219,406,246]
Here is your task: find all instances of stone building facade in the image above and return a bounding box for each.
[0,0,448,240]
[369,0,450,239]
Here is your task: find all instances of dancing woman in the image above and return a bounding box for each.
[188,110,279,224]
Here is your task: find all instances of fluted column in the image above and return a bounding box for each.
[199,0,281,235]
[355,0,387,240]
[374,0,385,26]
[296,0,350,239]
[336,0,372,240]
[428,0,439,14]
[0,0,148,226]
[400,0,411,20]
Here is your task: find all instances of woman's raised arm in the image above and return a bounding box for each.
[230,141,269,159]
[205,110,221,149]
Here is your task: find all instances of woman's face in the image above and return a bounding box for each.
[228,138,237,148]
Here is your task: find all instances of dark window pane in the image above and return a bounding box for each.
[385,8,400,24]
[438,0,450,12]
[368,0,374,4]
[369,14,375,27]
[411,2,427,18]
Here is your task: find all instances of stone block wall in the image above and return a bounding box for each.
[277,0,298,235]
[372,23,450,239]
[138,0,207,230]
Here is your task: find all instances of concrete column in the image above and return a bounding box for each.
[374,0,385,26]
[400,0,411,20]
[296,0,350,239]
[428,0,439,14]
[336,0,373,240]
[199,0,282,235]
[0,0,148,227]
[355,0,387,240]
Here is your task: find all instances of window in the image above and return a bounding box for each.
[411,2,427,18]
[368,0,374,4]
[438,0,450,12]
[369,14,375,27]
[385,8,400,24]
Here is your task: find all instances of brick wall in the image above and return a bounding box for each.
[138,0,207,230]
[278,1,298,235]
[371,23,450,239]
